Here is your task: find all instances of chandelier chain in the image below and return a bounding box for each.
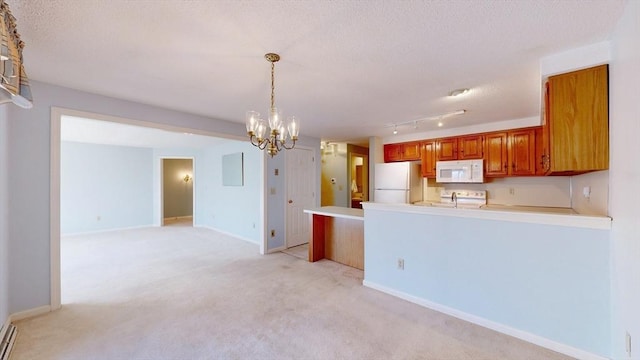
[270,61,275,110]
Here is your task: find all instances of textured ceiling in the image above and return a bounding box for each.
[11,0,626,143]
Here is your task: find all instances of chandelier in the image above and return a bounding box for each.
[245,53,299,157]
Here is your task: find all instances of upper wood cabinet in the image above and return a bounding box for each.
[436,138,457,161]
[484,129,536,177]
[384,141,421,162]
[509,129,536,176]
[545,65,609,174]
[421,140,437,178]
[535,125,548,175]
[484,132,509,177]
[457,135,484,159]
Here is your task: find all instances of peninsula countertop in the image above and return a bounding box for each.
[303,206,364,221]
[362,202,611,230]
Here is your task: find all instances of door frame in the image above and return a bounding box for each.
[49,107,266,310]
[284,145,316,249]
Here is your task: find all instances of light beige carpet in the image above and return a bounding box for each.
[11,226,571,360]
[281,243,308,260]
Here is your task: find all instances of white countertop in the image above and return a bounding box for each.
[362,202,611,230]
[304,206,365,221]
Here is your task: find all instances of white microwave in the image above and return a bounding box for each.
[435,159,484,183]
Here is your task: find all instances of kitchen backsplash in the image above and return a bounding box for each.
[424,176,572,207]
[423,171,608,215]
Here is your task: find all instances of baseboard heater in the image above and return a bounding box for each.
[0,323,17,360]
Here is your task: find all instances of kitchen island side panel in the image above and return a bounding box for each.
[363,208,610,357]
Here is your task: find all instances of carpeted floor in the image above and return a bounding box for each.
[11,226,571,359]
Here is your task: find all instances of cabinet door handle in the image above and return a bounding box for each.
[512,162,515,170]
[504,163,508,170]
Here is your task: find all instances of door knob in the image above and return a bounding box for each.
[288,200,293,204]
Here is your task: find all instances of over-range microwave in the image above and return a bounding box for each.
[435,159,484,183]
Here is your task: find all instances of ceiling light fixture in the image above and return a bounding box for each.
[449,88,470,97]
[245,53,300,157]
[386,110,466,133]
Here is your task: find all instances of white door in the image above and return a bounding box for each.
[286,147,315,248]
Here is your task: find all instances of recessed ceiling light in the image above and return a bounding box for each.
[449,88,470,97]
[437,122,443,127]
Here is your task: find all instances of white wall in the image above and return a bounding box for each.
[0,105,9,325]
[198,141,262,244]
[609,1,640,358]
[61,142,154,234]
[364,207,611,358]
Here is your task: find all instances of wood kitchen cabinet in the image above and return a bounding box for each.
[421,140,437,178]
[434,135,483,161]
[484,129,536,177]
[457,135,484,159]
[509,129,536,175]
[484,132,509,177]
[544,65,609,174]
[436,137,457,160]
[384,141,421,162]
[535,126,548,175]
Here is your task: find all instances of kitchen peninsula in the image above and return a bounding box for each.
[361,201,611,358]
[303,206,364,270]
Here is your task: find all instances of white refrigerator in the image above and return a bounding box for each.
[374,162,423,204]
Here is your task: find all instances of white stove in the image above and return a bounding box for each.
[439,189,487,208]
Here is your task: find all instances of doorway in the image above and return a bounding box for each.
[350,153,368,209]
[161,158,194,226]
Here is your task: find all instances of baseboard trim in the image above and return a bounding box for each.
[9,305,51,322]
[268,245,286,253]
[62,224,154,237]
[362,280,608,360]
[196,226,259,246]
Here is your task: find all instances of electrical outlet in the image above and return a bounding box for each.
[397,258,404,270]
[626,332,632,356]
[270,229,275,237]
[96,216,101,221]
[509,188,515,195]
[252,223,255,229]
